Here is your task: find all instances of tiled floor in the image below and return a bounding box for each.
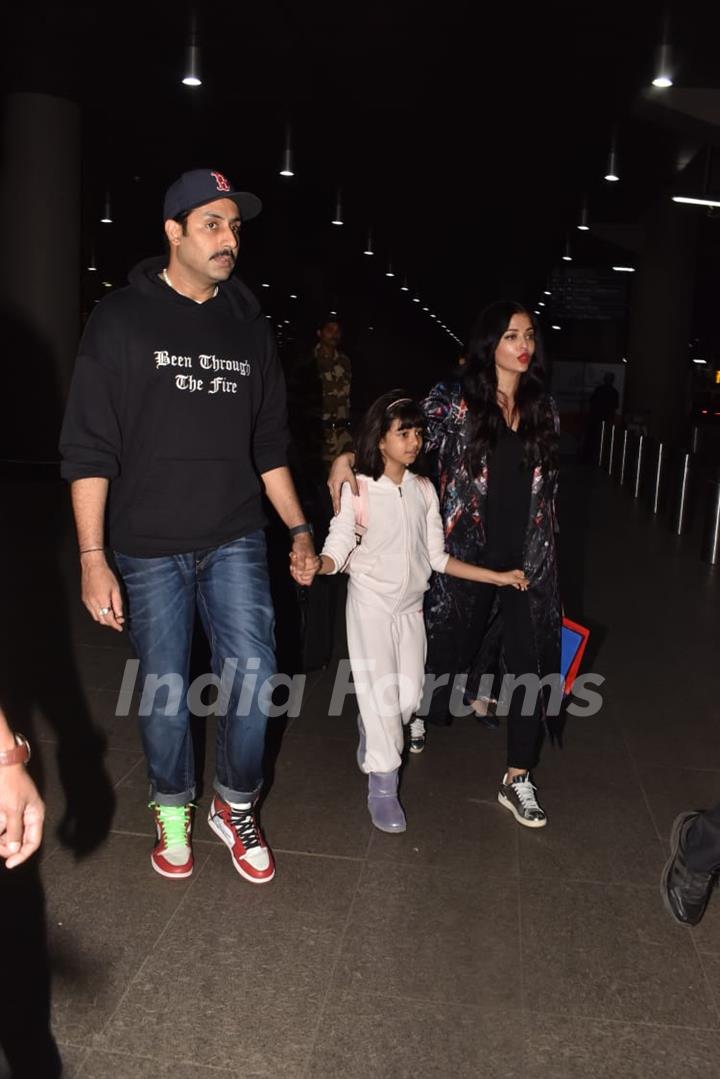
[3,464,720,1078]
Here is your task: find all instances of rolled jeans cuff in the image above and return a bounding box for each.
[149,784,196,807]
[214,777,262,806]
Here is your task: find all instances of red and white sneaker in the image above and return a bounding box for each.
[207,795,275,884]
[149,802,194,878]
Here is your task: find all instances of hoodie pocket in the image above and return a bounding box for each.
[129,458,255,541]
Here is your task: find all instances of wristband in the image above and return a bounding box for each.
[289,523,313,538]
[0,733,31,767]
[79,547,105,555]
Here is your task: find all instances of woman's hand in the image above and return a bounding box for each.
[327,453,356,514]
[495,569,529,591]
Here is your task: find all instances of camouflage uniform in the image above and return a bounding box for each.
[287,343,352,477]
[314,344,353,465]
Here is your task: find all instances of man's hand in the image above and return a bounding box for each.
[70,480,124,629]
[80,552,125,631]
[289,533,318,587]
[327,453,357,514]
[290,551,321,586]
[0,766,45,869]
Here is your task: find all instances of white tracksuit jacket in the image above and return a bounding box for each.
[322,471,449,773]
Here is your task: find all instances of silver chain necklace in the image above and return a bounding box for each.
[161,267,217,303]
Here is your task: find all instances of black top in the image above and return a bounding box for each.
[484,426,532,568]
[59,256,289,557]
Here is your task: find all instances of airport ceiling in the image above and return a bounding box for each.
[6,1,720,332]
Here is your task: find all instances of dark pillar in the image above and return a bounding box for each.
[624,197,698,442]
[0,92,81,460]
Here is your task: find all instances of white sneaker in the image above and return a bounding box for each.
[498,772,547,828]
[409,717,426,754]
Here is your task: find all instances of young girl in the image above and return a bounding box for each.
[291,391,527,834]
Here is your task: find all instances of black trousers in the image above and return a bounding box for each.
[425,578,543,770]
[685,803,720,874]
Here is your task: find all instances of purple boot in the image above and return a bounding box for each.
[368,771,406,833]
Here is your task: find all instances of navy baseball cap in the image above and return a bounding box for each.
[163,169,262,221]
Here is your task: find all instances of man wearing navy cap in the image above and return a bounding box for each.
[60,169,315,884]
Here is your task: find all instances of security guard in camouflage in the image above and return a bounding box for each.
[288,319,352,477]
[313,320,352,465]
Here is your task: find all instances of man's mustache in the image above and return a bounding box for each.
[211,248,236,262]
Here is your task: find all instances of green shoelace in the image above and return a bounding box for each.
[150,802,193,848]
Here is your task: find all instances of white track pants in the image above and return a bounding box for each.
[346,591,427,774]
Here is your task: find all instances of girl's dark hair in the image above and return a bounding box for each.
[354,390,426,480]
[461,300,558,474]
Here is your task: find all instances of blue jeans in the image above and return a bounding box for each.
[114,531,275,806]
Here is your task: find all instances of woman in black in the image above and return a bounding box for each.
[421,301,561,826]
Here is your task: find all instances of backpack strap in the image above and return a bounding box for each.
[351,476,369,537]
[340,477,368,573]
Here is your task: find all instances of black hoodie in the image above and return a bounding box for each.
[60,256,289,557]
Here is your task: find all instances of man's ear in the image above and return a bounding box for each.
[165,219,182,247]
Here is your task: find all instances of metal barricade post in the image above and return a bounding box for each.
[619,428,629,486]
[598,420,606,468]
[672,453,692,536]
[633,434,644,499]
[608,424,617,476]
[701,472,720,564]
[651,442,664,515]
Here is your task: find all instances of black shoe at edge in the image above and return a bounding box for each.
[661,811,716,927]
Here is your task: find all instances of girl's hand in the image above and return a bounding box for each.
[289,551,321,586]
[495,569,529,591]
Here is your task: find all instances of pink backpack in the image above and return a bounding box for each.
[340,475,434,573]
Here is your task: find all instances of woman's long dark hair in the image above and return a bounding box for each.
[354,390,426,480]
[461,300,558,475]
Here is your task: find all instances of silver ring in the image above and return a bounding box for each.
[99,606,111,616]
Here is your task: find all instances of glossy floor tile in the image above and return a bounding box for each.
[4,468,720,1078]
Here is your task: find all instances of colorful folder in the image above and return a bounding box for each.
[561,617,590,695]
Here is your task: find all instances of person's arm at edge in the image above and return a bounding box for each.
[0,705,45,868]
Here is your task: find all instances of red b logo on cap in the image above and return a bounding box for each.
[211,171,231,192]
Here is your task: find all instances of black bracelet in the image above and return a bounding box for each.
[289,523,313,537]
